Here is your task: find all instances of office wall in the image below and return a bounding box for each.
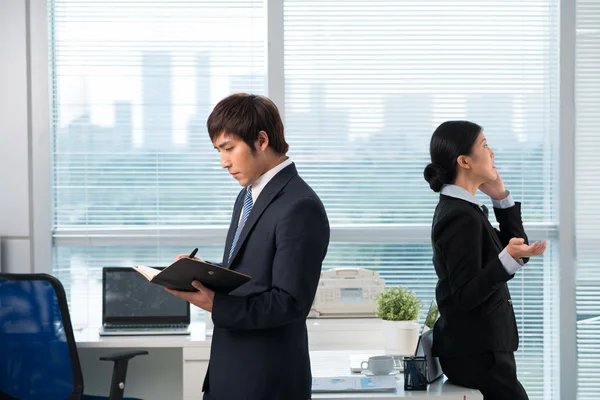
[0,0,50,274]
[0,0,32,273]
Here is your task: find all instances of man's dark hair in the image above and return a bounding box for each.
[207,93,289,155]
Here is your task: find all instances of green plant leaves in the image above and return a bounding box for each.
[375,286,422,321]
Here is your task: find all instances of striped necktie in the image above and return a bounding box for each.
[228,186,253,263]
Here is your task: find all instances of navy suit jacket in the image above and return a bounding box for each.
[203,163,330,400]
[431,195,528,358]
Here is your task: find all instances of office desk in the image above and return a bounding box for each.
[313,382,481,400]
[311,351,482,400]
[75,323,210,400]
[75,320,481,400]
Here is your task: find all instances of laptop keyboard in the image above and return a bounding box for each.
[105,324,187,330]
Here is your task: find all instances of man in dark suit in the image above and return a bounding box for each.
[167,93,330,400]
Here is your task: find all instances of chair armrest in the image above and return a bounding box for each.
[99,350,149,362]
[99,351,148,400]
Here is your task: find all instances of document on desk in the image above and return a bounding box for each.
[312,376,397,393]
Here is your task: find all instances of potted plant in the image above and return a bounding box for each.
[376,286,422,356]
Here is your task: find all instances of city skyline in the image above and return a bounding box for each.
[53,49,553,230]
[55,50,546,154]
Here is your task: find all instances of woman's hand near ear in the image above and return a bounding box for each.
[479,171,507,200]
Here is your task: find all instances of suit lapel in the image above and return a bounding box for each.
[441,195,504,251]
[472,202,504,250]
[223,190,245,266]
[484,217,504,250]
[228,164,298,267]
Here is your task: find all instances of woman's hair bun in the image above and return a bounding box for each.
[423,163,451,193]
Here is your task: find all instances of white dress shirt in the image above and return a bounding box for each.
[238,157,294,224]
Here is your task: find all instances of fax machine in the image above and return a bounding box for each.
[309,268,386,318]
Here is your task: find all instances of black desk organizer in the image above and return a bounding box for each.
[402,356,428,390]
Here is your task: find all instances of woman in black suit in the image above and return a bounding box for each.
[423,121,546,400]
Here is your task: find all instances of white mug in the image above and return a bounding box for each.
[361,355,395,375]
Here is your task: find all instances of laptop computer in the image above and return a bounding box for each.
[421,299,439,334]
[414,300,443,383]
[99,267,191,336]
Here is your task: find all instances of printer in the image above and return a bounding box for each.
[309,268,386,318]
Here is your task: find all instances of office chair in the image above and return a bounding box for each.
[0,273,148,400]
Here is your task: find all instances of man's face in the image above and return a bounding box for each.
[213,133,262,187]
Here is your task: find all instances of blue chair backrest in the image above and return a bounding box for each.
[0,273,83,400]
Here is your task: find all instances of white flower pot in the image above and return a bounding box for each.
[381,320,420,357]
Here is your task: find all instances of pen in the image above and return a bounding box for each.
[189,248,198,259]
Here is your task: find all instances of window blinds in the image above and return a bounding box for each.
[575,0,600,398]
[50,2,560,398]
[283,1,559,399]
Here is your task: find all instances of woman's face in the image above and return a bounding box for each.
[463,131,497,183]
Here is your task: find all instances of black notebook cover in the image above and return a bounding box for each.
[145,258,251,293]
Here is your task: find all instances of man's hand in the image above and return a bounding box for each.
[479,171,507,201]
[165,281,215,312]
[506,238,547,261]
[175,254,202,262]
[175,254,204,261]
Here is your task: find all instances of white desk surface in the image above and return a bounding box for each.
[311,381,481,400]
[74,322,211,348]
[74,318,380,348]
[311,351,482,400]
[74,321,482,399]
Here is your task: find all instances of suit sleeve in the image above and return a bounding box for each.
[211,197,330,330]
[436,211,513,311]
[493,202,530,264]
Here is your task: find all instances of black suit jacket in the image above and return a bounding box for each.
[431,195,528,358]
[203,163,330,400]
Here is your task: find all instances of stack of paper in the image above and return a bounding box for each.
[311,376,397,393]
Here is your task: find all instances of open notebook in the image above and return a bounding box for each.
[133,257,251,293]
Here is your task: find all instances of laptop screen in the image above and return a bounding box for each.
[102,267,190,325]
[423,300,439,331]
[415,300,439,355]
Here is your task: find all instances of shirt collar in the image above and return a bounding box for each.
[440,184,484,208]
[248,158,293,203]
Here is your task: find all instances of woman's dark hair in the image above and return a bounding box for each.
[207,93,289,155]
[423,120,482,192]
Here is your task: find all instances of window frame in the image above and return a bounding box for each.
[28,0,575,399]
